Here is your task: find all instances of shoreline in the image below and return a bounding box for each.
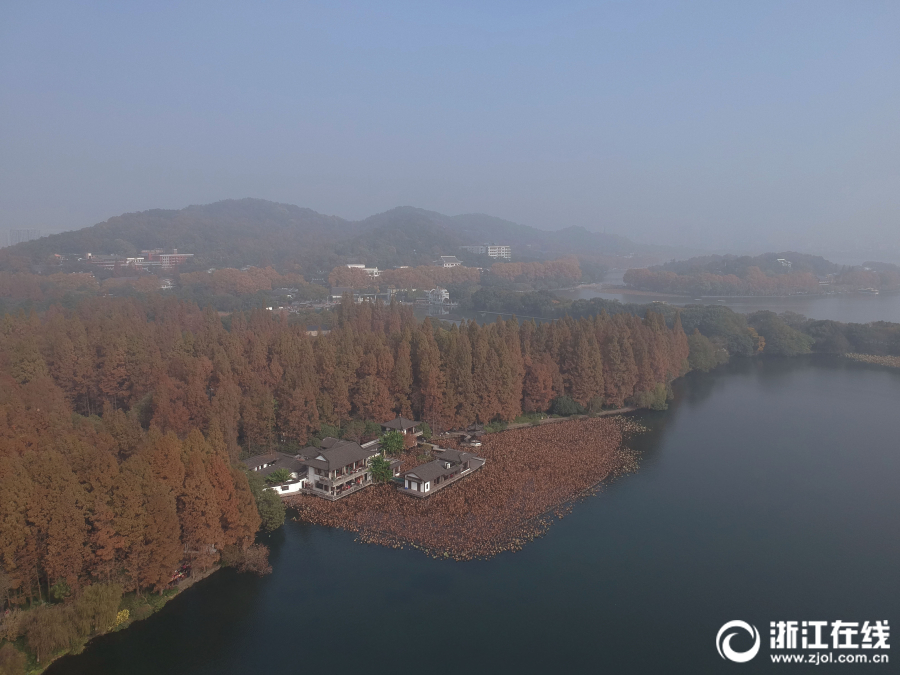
[844,353,900,369]
[288,415,643,561]
[608,287,899,300]
[19,566,222,674]
[501,406,637,431]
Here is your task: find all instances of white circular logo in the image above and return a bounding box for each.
[716,620,761,663]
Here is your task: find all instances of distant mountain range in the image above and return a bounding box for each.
[0,199,672,272]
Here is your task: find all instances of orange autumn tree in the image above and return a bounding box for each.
[0,293,692,608]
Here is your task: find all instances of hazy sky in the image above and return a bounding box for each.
[2,1,899,254]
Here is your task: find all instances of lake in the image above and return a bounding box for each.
[48,356,899,674]
[555,271,900,324]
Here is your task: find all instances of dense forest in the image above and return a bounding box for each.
[328,258,584,294]
[0,295,694,666]
[469,291,900,363]
[0,266,329,316]
[0,297,689,453]
[653,252,840,277]
[623,252,900,296]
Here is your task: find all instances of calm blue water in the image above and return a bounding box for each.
[48,357,900,674]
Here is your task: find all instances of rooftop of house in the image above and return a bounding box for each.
[402,448,485,483]
[381,416,420,431]
[435,448,477,465]
[242,453,278,470]
[402,459,454,483]
[241,452,306,480]
[299,438,379,471]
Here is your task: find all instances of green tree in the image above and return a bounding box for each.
[341,419,366,442]
[632,383,670,410]
[317,424,341,441]
[370,456,393,484]
[419,421,432,440]
[687,330,727,372]
[748,311,815,356]
[379,431,405,457]
[256,491,285,532]
[550,396,584,416]
[265,468,292,484]
[72,582,123,637]
[245,470,285,532]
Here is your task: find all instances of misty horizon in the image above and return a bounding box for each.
[2,2,899,259]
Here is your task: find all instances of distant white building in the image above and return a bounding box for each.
[460,244,511,259]
[346,263,380,278]
[439,256,462,268]
[428,287,450,305]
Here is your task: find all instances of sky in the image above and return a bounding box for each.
[2,1,899,256]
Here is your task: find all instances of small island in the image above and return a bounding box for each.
[622,253,900,297]
[289,415,641,560]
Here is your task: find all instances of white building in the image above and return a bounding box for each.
[439,256,462,268]
[401,448,485,498]
[460,244,511,259]
[346,263,380,278]
[428,287,450,305]
[241,452,309,496]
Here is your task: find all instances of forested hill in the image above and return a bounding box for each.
[654,252,839,277]
[1,200,360,271]
[0,200,648,272]
[624,252,900,296]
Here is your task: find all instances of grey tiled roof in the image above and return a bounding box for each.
[435,448,475,464]
[242,453,278,470]
[402,459,451,483]
[299,439,378,471]
[241,452,306,480]
[402,447,485,484]
[381,417,420,431]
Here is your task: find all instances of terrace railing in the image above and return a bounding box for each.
[326,464,369,484]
